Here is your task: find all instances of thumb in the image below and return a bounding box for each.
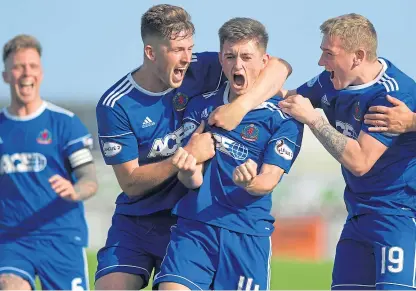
[386,95,403,106]
[194,120,205,134]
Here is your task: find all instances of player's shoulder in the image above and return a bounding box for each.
[186,51,219,73]
[190,51,218,64]
[304,70,332,89]
[96,72,137,110]
[45,102,76,120]
[376,58,416,95]
[186,81,226,111]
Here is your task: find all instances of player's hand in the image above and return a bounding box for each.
[172,147,197,174]
[208,102,247,131]
[278,94,320,125]
[49,174,80,201]
[184,120,215,163]
[364,95,413,134]
[233,159,258,188]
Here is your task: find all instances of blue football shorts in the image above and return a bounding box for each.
[332,214,416,290]
[153,217,272,290]
[95,210,176,288]
[0,238,89,290]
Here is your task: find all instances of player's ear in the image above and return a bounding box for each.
[218,51,223,66]
[144,44,156,62]
[262,53,270,69]
[354,49,365,66]
[2,71,9,84]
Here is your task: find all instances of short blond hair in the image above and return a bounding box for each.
[3,34,42,63]
[320,13,378,61]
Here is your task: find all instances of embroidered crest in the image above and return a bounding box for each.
[173,92,189,111]
[37,129,52,144]
[353,101,361,121]
[241,124,259,142]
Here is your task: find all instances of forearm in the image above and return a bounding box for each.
[410,113,416,132]
[245,173,279,196]
[234,57,291,110]
[73,163,98,201]
[124,157,178,197]
[177,164,204,189]
[308,117,368,176]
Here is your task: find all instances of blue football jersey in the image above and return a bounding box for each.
[173,82,304,236]
[0,102,93,245]
[298,58,416,218]
[96,52,226,216]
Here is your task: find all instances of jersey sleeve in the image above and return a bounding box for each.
[96,104,138,165]
[263,115,304,173]
[63,115,94,169]
[361,92,416,146]
[188,52,227,96]
[182,96,204,145]
[297,71,333,109]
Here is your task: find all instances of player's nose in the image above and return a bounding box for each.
[318,53,326,67]
[182,50,192,64]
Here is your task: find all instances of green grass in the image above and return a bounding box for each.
[36,251,333,290]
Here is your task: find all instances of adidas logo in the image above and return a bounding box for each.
[321,94,330,106]
[142,117,156,128]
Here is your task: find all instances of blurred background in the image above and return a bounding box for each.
[1,0,415,289]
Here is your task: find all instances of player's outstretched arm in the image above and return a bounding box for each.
[112,122,214,198]
[279,94,389,176]
[364,95,416,134]
[49,163,98,201]
[209,57,292,130]
[233,159,284,196]
[172,147,204,189]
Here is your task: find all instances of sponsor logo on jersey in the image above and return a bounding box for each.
[241,124,259,142]
[173,92,189,111]
[101,141,122,157]
[353,101,361,121]
[275,139,293,160]
[147,125,191,158]
[336,120,358,139]
[213,133,248,161]
[0,153,47,174]
[37,129,52,144]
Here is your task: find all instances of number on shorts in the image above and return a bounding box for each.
[381,246,404,274]
[71,277,84,291]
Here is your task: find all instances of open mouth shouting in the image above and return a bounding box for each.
[172,67,187,83]
[19,80,35,96]
[232,72,246,90]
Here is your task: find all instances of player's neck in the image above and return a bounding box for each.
[352,59,383,86]
[228,90,240,103]
[132,64,170,93]
[8,96,44,117]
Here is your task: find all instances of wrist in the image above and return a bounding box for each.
[306,113,323,128]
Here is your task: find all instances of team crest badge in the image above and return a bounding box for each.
[241,124,259,142]
[353,101,361,121]
[173,92,189,111]
[37,129,52,144]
